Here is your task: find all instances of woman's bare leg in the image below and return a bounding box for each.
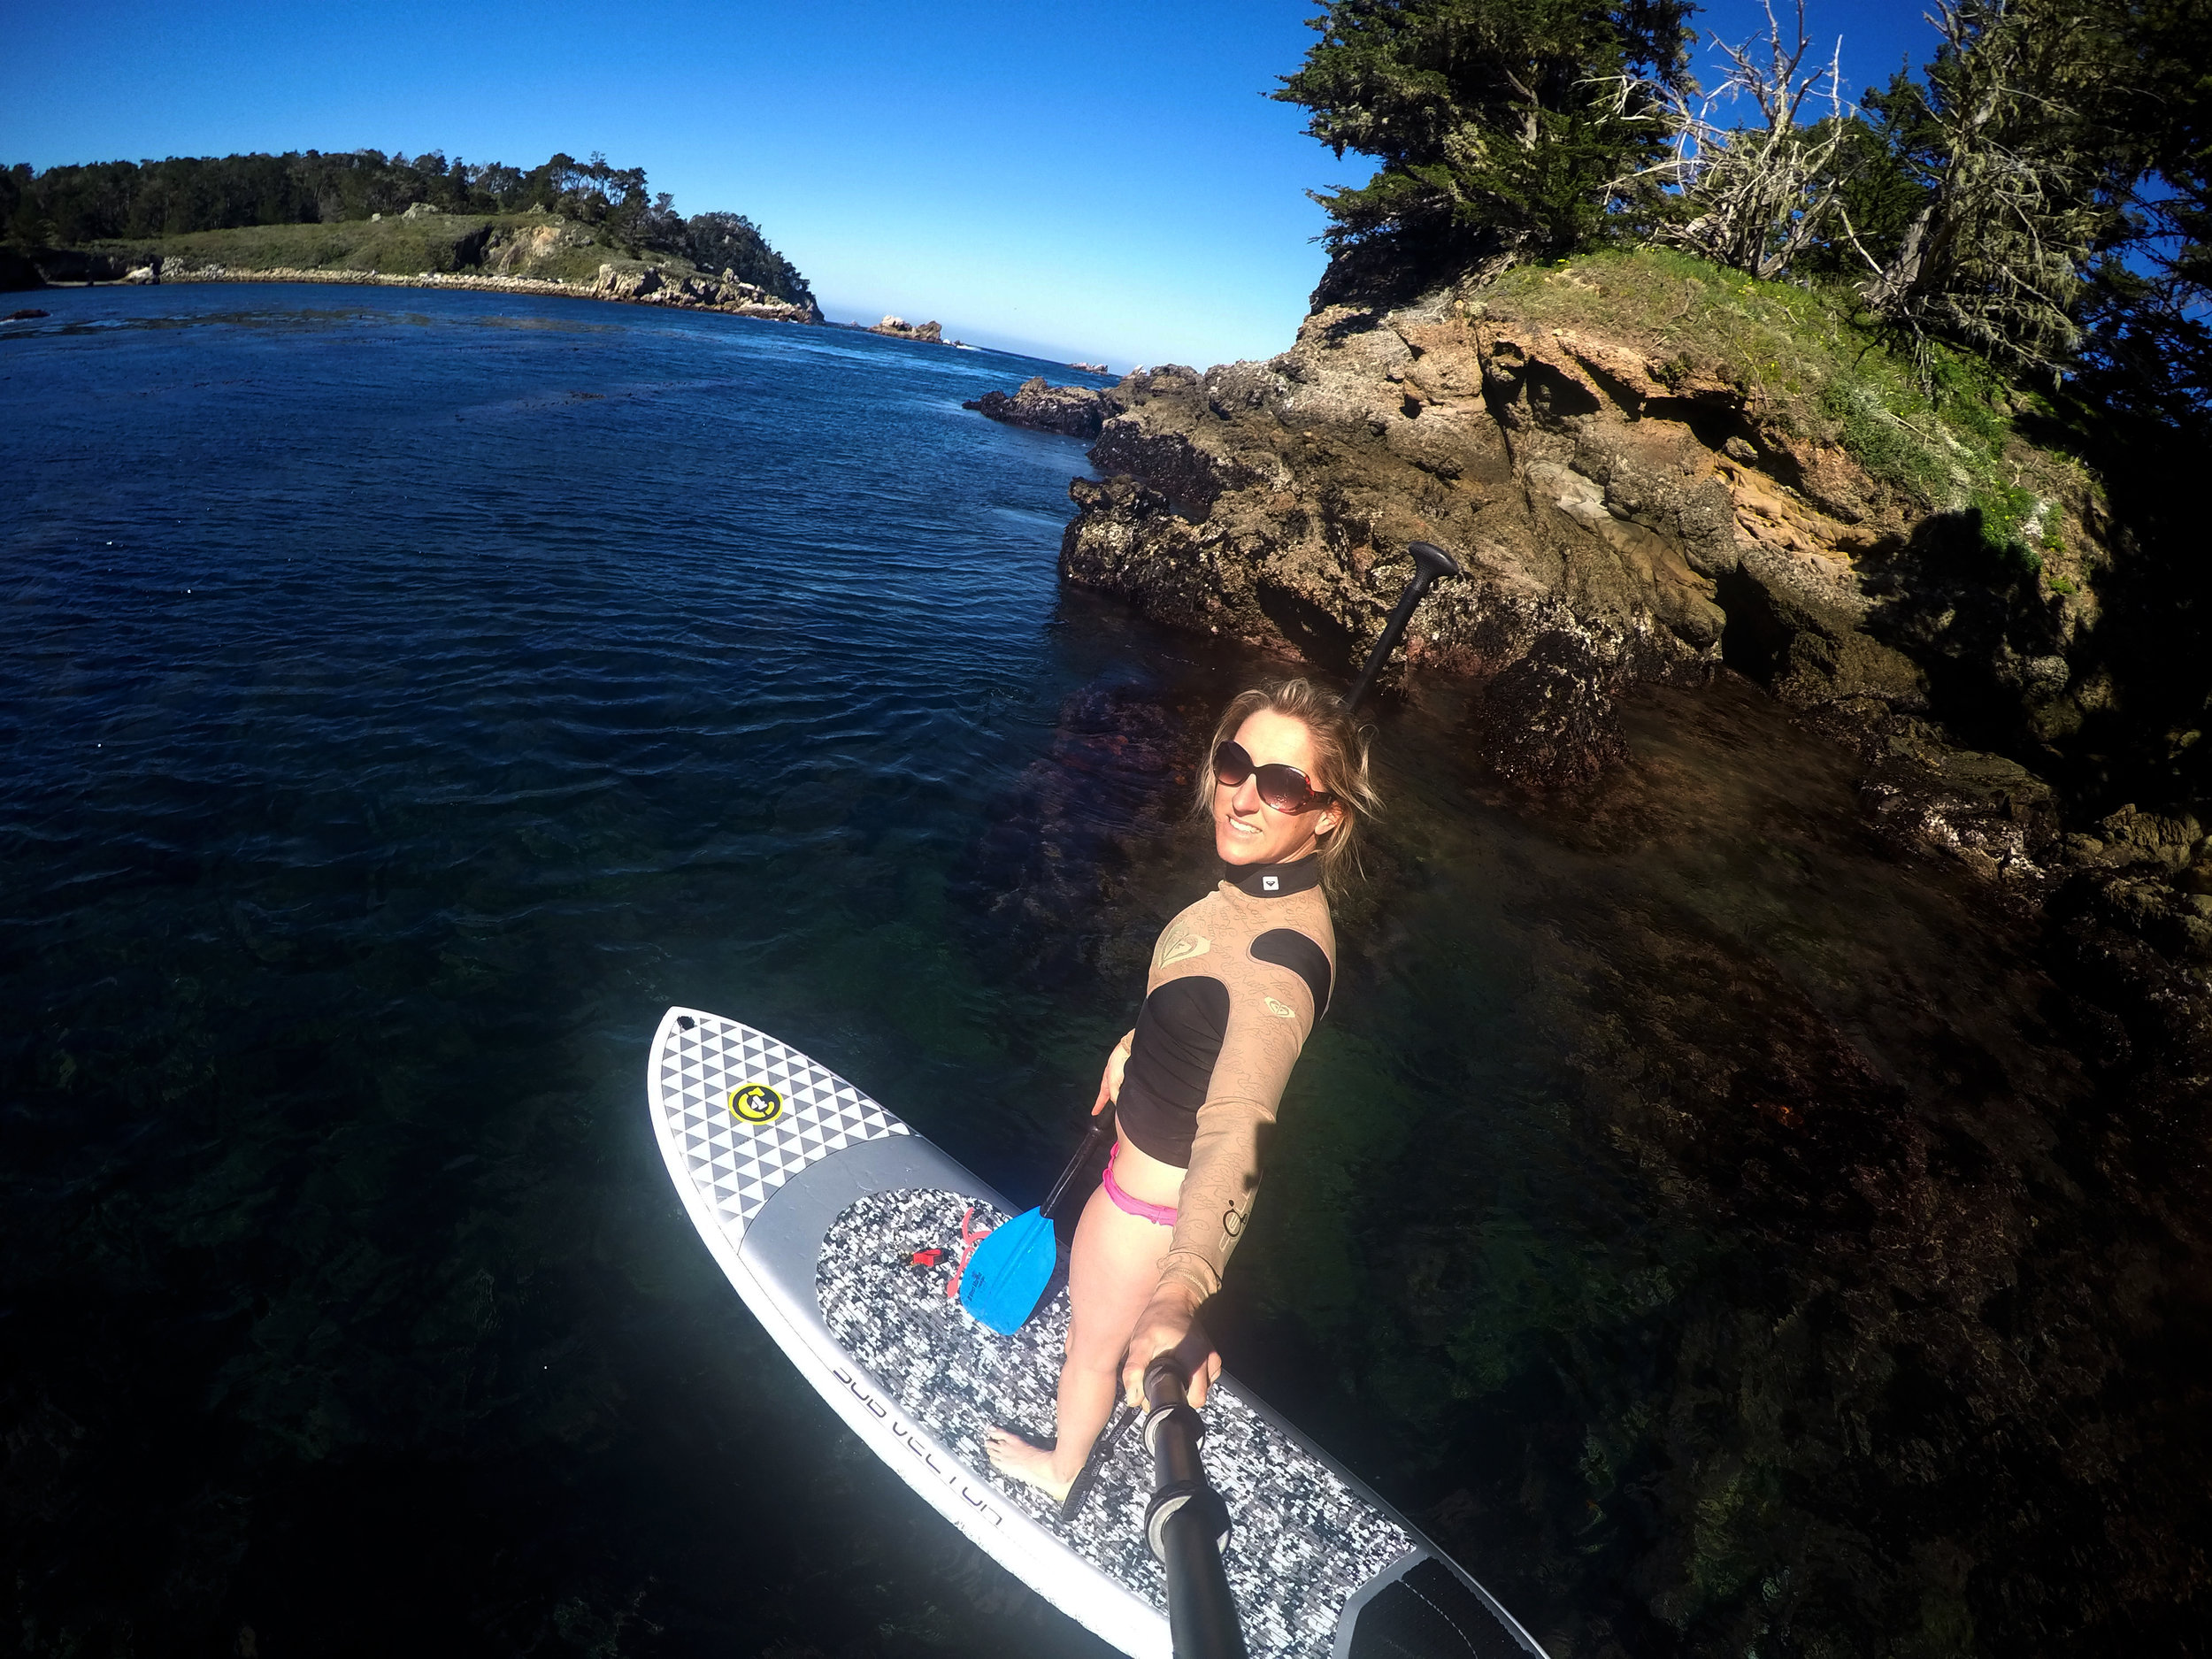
[985,1181,1169,1501]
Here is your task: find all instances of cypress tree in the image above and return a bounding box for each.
[1273,0,1697,289]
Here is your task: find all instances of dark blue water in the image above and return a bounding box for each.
[3,286,2202,1659]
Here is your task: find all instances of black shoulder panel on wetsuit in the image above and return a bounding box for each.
[1115,975,1231,1166]
[1251,928,1332,1019]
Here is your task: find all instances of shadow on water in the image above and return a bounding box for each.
[1,286,2205,1659]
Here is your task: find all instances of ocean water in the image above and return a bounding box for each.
[2,287,2201,1659]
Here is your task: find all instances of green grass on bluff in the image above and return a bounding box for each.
[1486,249,2100,589]
[84,211,690,290]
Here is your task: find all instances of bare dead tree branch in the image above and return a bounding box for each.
[1649,0,1856,281]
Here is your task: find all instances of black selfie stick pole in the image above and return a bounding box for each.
[1143,1356,1248,1659]
[1342,541,1462,714]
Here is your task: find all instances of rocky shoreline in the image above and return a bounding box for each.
[118,260,818,323]
[973,253,2210,1103]
[5,211,826,322]
[19,260,1004,340]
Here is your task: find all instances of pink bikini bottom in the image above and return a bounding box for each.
[1102,1143,1179,1226]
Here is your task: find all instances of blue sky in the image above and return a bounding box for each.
[4,0,1936,370]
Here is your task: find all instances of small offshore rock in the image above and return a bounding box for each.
[964,375,1117,439]
[871,315,944,343]
[5,307,50,320]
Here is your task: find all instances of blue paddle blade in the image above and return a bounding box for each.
[958,1206,1057,1334]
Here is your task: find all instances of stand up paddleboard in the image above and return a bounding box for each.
[648,1006,1548,1659]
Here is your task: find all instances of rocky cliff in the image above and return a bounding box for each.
[1053,249,2208,1059]
[1066,258,2105,782]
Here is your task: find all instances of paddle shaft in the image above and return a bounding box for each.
[1343,541,1463,715]
[1041,1105,1112,1219]
[1143,1356,1247,1659]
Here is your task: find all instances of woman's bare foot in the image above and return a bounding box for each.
[984,1426,1075,1504]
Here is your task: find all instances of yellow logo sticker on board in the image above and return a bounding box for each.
[730,1083,785,1124]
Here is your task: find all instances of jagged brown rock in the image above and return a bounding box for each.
[1059,288,1963,714]
[1054,275,2127,801]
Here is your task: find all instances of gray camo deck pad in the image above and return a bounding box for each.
[814,1187,1412,1658]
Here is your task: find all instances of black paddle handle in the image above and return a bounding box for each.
[1143,1356,1247,1659]
[1041,1103,1113,1219]
[1343,541,1462,714]
[1059,1401,1135,1522]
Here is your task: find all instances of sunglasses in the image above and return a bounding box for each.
[1213,741,1335,815]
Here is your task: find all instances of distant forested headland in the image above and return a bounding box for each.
[0,148,814,310]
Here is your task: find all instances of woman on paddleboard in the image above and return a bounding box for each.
[987,678,1378,1502]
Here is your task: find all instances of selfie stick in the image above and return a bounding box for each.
[1143,1355,1247,1659]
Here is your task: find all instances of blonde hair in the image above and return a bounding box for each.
[1191,678,1380,892]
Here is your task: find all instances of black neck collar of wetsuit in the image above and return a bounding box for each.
[1224,857,1322,899]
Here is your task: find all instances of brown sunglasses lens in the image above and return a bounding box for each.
[1213,741,1326,814]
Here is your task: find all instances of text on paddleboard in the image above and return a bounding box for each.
[833,1364,1004,1527]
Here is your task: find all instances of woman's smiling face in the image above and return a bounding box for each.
[1213,708,1340,868]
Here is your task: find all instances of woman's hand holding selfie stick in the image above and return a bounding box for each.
[1141,1352,1247,1659]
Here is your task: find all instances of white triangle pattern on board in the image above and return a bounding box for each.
[657,1015,907,1229]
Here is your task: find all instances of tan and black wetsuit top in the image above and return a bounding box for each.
[1117,856,1337,1302]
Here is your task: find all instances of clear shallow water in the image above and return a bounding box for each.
[2,288,2202,1659]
